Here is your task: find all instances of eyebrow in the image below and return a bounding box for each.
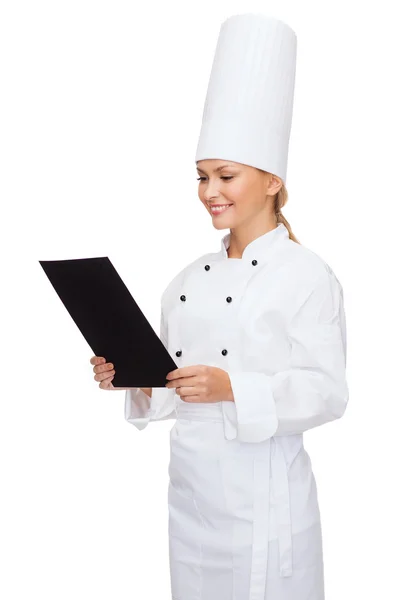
[196,164,235,174]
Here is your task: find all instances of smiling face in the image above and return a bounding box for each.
[196,159,282,231]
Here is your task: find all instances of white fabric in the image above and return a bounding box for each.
[124,223,349,599]
[195,13,297,183]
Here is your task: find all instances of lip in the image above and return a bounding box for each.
[209,203,234,215]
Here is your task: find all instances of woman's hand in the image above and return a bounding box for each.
[165,365,234,403]
[90,356,121,390]
[89,356,142,391]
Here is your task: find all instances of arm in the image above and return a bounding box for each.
[221,268,349,442]
[124,303,177,430]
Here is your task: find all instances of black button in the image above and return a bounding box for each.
[221,349,228,356]
[252,259,258,266]
[175,350,182,357]
[204,264,210,271]
[180,295,186,302]
[226,296,232,303]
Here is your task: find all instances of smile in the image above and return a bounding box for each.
[210,204,233,214]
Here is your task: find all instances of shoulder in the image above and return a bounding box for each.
[276,238,343,290]
[269,239,345,320]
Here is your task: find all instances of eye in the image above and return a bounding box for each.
[196,176,233,181]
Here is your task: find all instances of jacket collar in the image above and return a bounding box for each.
[220,222,290,260]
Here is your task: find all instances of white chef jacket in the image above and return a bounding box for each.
[124,223,349,600]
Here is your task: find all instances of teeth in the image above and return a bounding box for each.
[211,205,232,213]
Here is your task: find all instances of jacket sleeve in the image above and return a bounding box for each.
[221,267,349,442]
[124,304,177,431]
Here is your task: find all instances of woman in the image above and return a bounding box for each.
[91,13,349,600]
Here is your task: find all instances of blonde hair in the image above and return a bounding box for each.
[273,182,300,244]
[256,168,300,243]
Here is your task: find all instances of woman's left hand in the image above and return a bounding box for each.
[165,365,234,403]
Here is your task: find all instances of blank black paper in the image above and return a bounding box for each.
[39,257,178,388]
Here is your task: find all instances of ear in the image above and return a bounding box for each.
[266,174,283,196]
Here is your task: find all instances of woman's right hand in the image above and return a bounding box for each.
[90,356,148,394]
[90,355,119,390]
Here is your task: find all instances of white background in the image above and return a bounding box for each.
[1,0,404,598]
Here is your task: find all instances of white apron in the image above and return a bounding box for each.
[125,223,349,600]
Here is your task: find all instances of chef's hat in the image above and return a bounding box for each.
[195,13,297,184]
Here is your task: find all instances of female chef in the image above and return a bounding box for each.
[90,13,349,600]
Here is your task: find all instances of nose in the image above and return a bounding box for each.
[202,180,220,203]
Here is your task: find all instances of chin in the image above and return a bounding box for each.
[211,220,232,231]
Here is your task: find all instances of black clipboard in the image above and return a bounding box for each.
[39,257,178,387]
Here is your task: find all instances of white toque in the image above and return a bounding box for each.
[195,13,297,184]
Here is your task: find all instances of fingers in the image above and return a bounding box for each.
[99,375,115,390]
[90,355,105,366]
[179,395,200,403]
[175,386,203,397]
[93,362,114,375]
[90,356,116,390]
[94,367,115,383]
[167,375,199,388]
[91,357,114,374]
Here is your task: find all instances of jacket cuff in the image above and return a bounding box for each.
[221,371,279,442]
[124,387,176,430]
[124,388,151,430]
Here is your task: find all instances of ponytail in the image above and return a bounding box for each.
[274,182,300,244]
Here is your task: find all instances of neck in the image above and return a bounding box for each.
[227,218,278,259]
